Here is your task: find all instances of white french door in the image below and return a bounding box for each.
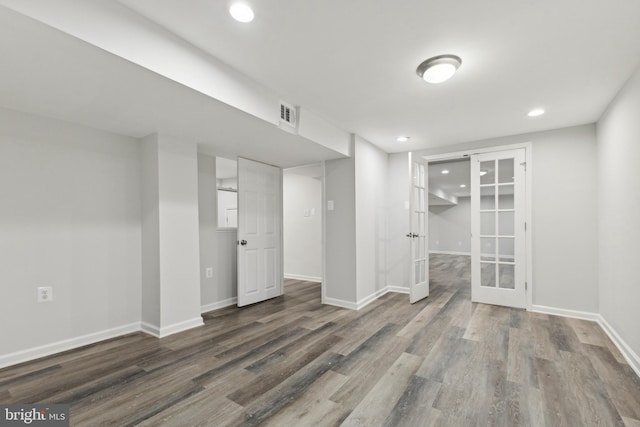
[471,149,526,308]
[409,154,429,304]
[237,158,283,307]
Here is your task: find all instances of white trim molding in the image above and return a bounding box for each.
[530,305,600,321]
[201,297,237,314]
[284,274,323,282]
[325,286,410,311]
[323,296,358,310]
[356,288,388,310]
[429,250,471,256]
[141,317,204,339]
[387,285,410,294]
[0,322,141,369]
[597,315,640,379]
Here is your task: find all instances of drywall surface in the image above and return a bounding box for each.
[387,153,411,290]
[416,124,599,313]
[355,137,389,301]
[141,134,202,333]
[0,108,142,356]
[429,197,472,254]
[597,65,640,361]
[324,156,357,303]
[283,172,322,280]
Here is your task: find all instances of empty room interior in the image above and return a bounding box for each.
[0,1,639,425]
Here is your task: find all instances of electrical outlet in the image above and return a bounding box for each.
[37,286,53,303]
[205,267,213,279]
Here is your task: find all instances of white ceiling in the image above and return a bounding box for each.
[0,5,344,168]
[121,0,640,152]
[1,1,639,160]
[429,159,471,198]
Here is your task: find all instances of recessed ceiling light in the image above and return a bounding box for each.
[229,3,254,22]
[528,108,545,117]
[460,184,466,188]
[441,169,449,174]
[416,55,462,84]
[396,136,410,142]
[480,170,488,176]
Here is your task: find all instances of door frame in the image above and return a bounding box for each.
[420,142,533,310]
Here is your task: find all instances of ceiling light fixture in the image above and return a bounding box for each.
[528,108,545,117]
[229,3,254,22]
[460,184,466,188]
[441,169,449,174]
[416,55,462,84]
[396,136,410,142]
[480,170,488,176]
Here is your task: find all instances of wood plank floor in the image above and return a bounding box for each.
[1,254,639,426]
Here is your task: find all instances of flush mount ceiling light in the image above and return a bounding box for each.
[441,169,449,174]
[416,55,462,84]
[460,184,467,188]
[528,108,545,117]
[396,136,410,142]
[229,2,254,22]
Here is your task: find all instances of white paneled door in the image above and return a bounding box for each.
[409,154,429,304]
[471,149,526,308]
[237,158,283,307]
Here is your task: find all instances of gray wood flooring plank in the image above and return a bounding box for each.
[1,256,638,426]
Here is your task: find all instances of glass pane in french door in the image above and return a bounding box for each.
[478,156,517,288]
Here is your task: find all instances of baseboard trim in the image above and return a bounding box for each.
[141,317,204,339]
[356,288,389,310]
[0,322,141,370]
[284,274,323,282]
[429,250,471,256]
[597,315,640,379]
[323,296,358,310]
[530,305,600,321]
[387,285,410,294]
[201,297,237,314]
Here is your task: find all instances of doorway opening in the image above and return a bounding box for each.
[427,158,472,298]
[282,163,323,304]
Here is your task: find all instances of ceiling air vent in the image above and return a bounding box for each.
[279,101,298,128]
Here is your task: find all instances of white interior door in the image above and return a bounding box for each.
[471,149,526,308]
[409,154,429,303]
[237,158,283,307]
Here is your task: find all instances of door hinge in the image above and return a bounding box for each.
[525,282,528,291]
[520,161,527,171]
[524,222,527,231]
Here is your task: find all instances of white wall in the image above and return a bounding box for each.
[415,124,599,313]
[141,134,202,335]
[324,156,357,304]
[387,153,410,290]
[596,65,640,365]
[198,154,237,312]
[283,172,322,281]
[355,136,388,301]
[429,197,471,254]
[0,108,142,359]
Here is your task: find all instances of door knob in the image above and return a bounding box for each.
[240,240,247,245]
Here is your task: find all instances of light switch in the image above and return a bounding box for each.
[327,200,334,211]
